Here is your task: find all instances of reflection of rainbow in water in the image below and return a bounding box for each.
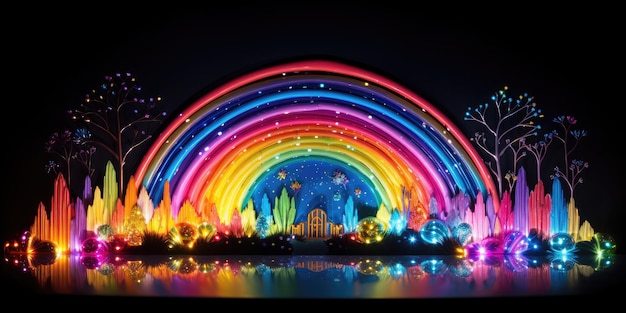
[3,253,617,298]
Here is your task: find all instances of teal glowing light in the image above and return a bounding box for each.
[419,219,450,245]
[548,232,576,253]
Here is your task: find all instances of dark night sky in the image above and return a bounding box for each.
[3,4,622,250]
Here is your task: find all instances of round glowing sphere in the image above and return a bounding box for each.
[451,222,472,246]
[503,230,529,254]
[419,219,450,245]
[96,224,115,240]
[81,237,108,254]
[170,222,198,245]
[197,222,217,240]
[355,217,386,244]
[109,234,128,253]
[549,232,575,253]
[592,233,616,254]
[30,240,57,255]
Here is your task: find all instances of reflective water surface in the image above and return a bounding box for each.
[3,252,622,300]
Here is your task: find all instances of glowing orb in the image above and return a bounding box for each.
[170,222,198,245]
[96,224,115,240]
[109,234,128,253]
[197,222,217,240]
[592,233,616,254]
[451,222,472,246]
[549,232,575,253]
[419,219,450,245]
[503,230,529,254]
[81,237,108,254]
[30,240,57,255]
[525,229,544,253]
[355,217,386,244]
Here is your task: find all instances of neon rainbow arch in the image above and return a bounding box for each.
[134,60,498,225]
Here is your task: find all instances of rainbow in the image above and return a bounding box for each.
[134,60,497,224]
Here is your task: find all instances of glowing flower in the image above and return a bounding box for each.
[277,169,287,180]
[290,180,301,194]
[331,170,349,188]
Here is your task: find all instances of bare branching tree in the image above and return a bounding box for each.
[68,73,167,196]
[521,130,555,182]
[549,116,588,199]
[45,128,96,192]
[464,86,544,197]
[45,130,74,187]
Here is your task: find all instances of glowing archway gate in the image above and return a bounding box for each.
[134,60,498,224]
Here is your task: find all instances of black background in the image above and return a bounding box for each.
[3,3,622,261]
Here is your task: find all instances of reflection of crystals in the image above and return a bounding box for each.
[126,260,147,281]
[355,259,384,275]
[503,254,529,271]
[8,253,617,296]
[448,259,473,277]
[420,258,447,275]
[177,258,197,274]
[98,263,115,275]
[80,255,102,269]
[388,263,407,279]
[198,263,216,273]
[549,256,576,271]
[592,254,615,271]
